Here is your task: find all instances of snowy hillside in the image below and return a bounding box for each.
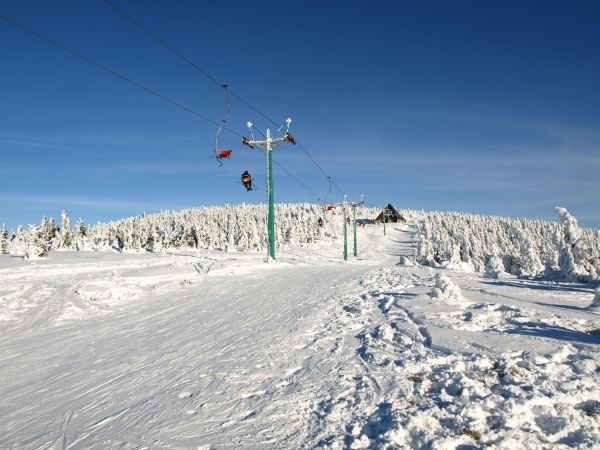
[1,220,599,449]
[1,203,379,257]
[3,204,598,285]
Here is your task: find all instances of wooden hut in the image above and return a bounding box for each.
[374,204,406,223]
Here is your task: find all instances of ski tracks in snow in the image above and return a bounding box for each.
[2,226,600,448]
[297,266,600,449]
[0,252,216,330]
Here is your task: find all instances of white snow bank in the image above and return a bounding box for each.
[430,273,464,300]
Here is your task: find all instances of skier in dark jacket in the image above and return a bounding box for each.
[241,171,253,191]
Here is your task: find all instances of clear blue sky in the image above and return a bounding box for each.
[1,0,599,230]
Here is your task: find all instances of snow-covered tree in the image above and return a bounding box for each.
[483,245,504,279]
[555,207,588,280]
[60,211,74,249]
[75,218,90,250]
[39,216,59,251]
[0,224,9,255]
[10,225,28,256]
[519,231,544,278]
[25,225,48,259]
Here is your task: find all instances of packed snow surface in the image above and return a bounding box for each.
[1,224,599,449]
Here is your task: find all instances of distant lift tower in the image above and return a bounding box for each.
[242,118,297,261]
[337,195,364,261]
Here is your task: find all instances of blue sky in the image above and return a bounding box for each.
[1,0,599,230]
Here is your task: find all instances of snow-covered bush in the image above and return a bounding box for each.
[430,273,464,300]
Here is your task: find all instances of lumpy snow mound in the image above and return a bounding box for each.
[0,222,599,449]
[430,272,464,301]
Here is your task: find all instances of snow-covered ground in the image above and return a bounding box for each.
[1,224,599,449]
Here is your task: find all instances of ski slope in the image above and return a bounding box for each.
[1,224,599,449]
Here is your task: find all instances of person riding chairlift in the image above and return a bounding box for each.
[241,170,253,191]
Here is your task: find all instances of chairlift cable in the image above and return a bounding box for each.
[322,176,332,205]
[1,11,332,204]
[100,0,345,194]
[101,0,223,87]
[273,159,321,201]
[251,148,320,201]
[0,14,244,138]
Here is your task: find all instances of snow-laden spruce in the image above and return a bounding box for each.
[411,207,600,282]
[0,224,9,255]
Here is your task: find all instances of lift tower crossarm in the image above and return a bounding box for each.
[243,118,294,151]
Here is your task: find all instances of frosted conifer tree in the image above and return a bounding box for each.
[145,225,156,252]
[416,234,435,266]
[484,245,504,279]
[75,218,90,250]
[40,216,50,240]
[60,211,74,249]
[183,223,199,249]
[556,207,581,246]
[519,231,544,278]
[25,225,48,259]
[130,219,142,250]
[11,225,28,256]
[555,207,588,279]
[40,217,58,251]
[115,228,125,252]
[0,224,9,255]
